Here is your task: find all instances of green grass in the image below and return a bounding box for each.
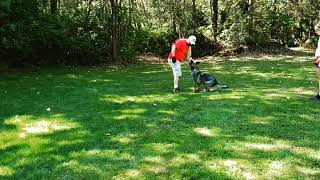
[1,53,320,179]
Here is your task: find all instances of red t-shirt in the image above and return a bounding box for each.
[168,39,190,62]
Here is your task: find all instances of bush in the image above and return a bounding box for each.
[192,32,220,57]
[133,30,219,58]
[133,30,176,58]
[0,13,109,67]
[219,21,248,48]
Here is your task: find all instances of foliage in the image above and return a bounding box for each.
[1,14,107,67]
[1,0,320,68]
[0,0,11,24]
[133,30,176,58]
[219,16,249,47]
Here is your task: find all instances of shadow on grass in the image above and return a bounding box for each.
[1,56,320,179]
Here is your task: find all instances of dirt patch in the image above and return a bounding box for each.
[137,46,315,65]
[137,53,165,64]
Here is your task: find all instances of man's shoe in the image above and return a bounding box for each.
[173,88,180,94]
[311,94,320,101]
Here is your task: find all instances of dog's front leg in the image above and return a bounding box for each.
[193,75,202,92]
[194,83,200,92]
[204,87,209,92]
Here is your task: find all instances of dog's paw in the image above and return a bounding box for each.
[193,89,200,93]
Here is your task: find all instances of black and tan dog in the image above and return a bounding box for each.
[189,60,229,92]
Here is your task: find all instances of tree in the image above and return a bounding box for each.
[247,0,254,35]
[192,0,196,33]
[110,0,120,61]
[210,0,218,40]
[50,0,57,14]
[171,1,177,35]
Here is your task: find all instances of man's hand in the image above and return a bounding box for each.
[172,57,176,63]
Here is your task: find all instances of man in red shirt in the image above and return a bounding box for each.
[168,35,196,93]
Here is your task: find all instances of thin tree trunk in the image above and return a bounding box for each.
[50,0,57,14]
[271,0,277,38]
[42,0,47,12]
[58,0,60,11]
[192,0,196,34]
[128,0,132,27]
[309,19,314,38]
[118,0,122,47]
[248,0,254,34]
[103,0,109,24]
[86,0,93,24]
[172,2,176,35]
[131,0,140,29]
[110,0,119,61]
[210,0,218,40]
[99,0,103,21]
[140,0,148,28]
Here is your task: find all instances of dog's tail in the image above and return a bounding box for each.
[217,84,229,89]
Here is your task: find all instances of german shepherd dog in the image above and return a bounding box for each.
[189,60,229,92]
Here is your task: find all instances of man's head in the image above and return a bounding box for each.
[187,35,196,45]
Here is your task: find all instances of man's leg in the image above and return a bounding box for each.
[174,75,179,89]
[313,67,320,100]
[170,61,182,93]
[317,67,320,96]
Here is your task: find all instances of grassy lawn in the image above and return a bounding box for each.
[1,53,320,179]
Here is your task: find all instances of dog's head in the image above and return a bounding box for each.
[189,60,200,72]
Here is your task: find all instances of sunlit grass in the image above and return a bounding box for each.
[0,166,15,176]
[1,53,320,179]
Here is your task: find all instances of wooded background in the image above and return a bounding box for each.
[0,0,319,67]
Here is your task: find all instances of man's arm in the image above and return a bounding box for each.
[171,44,176,57]
[171,43,177,63]
[315,56,320,64]
[186,46,192,62]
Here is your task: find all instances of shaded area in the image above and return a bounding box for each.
[1,55,320,179]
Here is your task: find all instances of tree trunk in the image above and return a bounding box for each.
[86,0,93,24]
[129,0,133,27]
[131,0,140,29]
[172,2,177,35]
[210,0,218,40]
[192,0,196,34]
[42,0,47,12]
[270,0,276,38]
[110,0,120,61]
[50,0,57,14]
[58,0,61,11]
[309,19,314,38]
[248,0,254,32]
